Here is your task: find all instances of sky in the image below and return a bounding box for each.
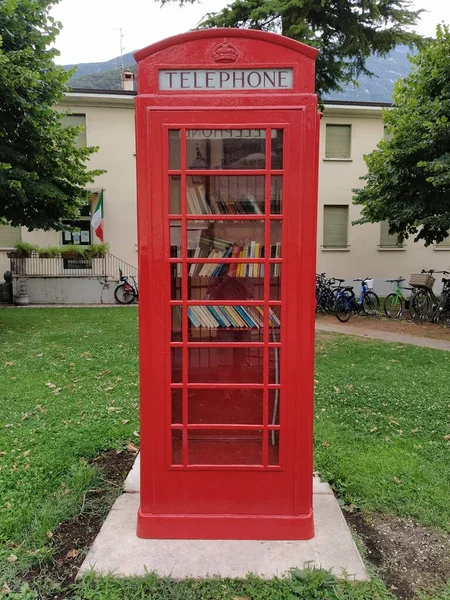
[51,0,450,66]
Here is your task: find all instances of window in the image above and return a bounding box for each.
[62,201,93,246]
[0,224,21,249]
[61,114,86,148]
[323,205,348,248]
[380,221,403,248]
[325,124,351,159]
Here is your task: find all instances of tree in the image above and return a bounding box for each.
[353,26,450,246]
[0,0,102,231]
[160,0,422,97]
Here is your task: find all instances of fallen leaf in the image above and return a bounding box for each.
[126,442,139,454]
[370,427,377,433]
[65,548,79,559]
[2,584,11,594]
[392,477,402,484]
[46,531,53,539]
[444,434,450,441]
[7,554,18,563]
[334,386,340,394]
[322,441,330,447]
[23,450,30,457]
[5,361,16,367]
[133,431,140,438]
[410,428,420,434]
[21,414,29,421]
[45,382,56,389]
[121,419,129,425]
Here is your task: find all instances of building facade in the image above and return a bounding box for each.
[1,90,449,293]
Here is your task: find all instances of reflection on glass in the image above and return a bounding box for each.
[186,129,267,170]
[171,429,182,465]
[271,129,283,170]
[172,389,182,424]
[169,176,181,214]
[171,348,182,383]
[270,221,282,258]
[271,176,282,214]
[188,430,263,465]
[269,389,280,426]
[169,130,181,170]
[269,347,281,384]
[188,347,264,383]
[171,306,182,341]
[187,176,265,215]
[268,431,280,465]
[188,389,263,425]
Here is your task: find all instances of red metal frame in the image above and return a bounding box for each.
[135,29,319,540]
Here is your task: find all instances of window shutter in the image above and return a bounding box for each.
[325,125,351,159]
[380,221,403,247]
[61,114,87,148]
[0,225,21,248]
[323,206,348,248]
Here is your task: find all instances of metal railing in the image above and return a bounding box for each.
[9,252,138,280]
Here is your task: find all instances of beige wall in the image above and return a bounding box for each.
[4,93,448,292]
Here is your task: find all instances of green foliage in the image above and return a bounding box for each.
[159,0,422,98]
[353,25,450,246]
[0,0,103,231]
[7,242,110,258]
[70,66,136,91]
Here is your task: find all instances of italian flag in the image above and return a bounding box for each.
[91,191,104,241]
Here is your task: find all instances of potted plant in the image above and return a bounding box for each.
[7,242,38,258]
[37,246,61,258]
[84,243,110,259]
[60,245,86,259]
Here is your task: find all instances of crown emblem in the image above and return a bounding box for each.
[212,41,239,63]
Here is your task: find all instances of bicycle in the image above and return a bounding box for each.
[114,268,139,304]
[409,269,449,322]
[334,277,380,322]
[431,276,450,325]
[316,273,337,313]
[383,277,413,319]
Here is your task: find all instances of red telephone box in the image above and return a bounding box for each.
[135,29,319,540]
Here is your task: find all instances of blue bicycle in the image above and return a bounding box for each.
[334,277,380,322]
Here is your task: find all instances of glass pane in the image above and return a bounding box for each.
[188,325,264,343]
[171,306,182,341]
[188,389,263,425]
[271,129,283,170]
[270,268,281,300]
[269,347,281,384]
[268,306,281,342]
[170,268,182,300]
[269,389,280,426]
[184,219,265,248]
[186,129,267,170]
[271,221,282,258]
[169,176,181,214]
[172,389,182,424]
[188,430,263,465]
[188,273,265,301]
[268,430,280,465]
[171,348,182,383]
[188,347,264,383]
[171,429,182,465]
[187,176,265,215]
[271,176,282,214]
[169,130,181,170]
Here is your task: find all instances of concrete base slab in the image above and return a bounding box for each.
[79,456,367,580]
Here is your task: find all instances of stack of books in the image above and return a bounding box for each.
[188,305,280,329]
[187,186,263,215]
[172,236,282,278]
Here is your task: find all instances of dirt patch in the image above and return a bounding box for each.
[23,448,137,596]
[346,512,450,599]
[316,313,450,342]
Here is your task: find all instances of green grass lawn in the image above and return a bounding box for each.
[0,308,448,599]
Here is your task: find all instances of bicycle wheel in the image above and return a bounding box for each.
[384,293,403,319]
[410,289,431,321]
[432,297,450,325]
[114,283,136,305]
[362,291,380,316]
[335,295,352,322]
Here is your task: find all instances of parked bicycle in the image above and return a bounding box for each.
[334,277,380,322]
[114,268,139,304]
[383,277,413,319]
[409,269,449,322]
[316,273,337,313]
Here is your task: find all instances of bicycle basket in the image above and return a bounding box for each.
[409,273,435,289]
